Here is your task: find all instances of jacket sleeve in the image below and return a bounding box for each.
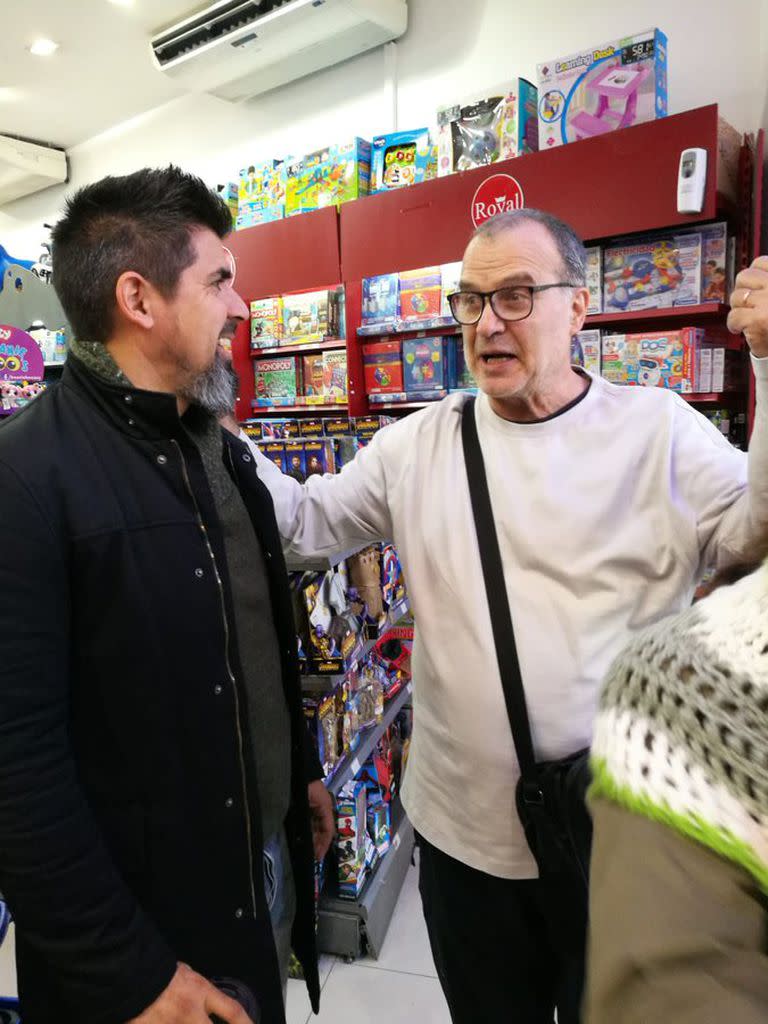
[672,356,768,571]
[586,799,768,1024]
[0,461,177,1024]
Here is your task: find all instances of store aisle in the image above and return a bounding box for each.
[288,853,451,1024]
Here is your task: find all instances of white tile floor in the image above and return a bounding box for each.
[287,856,451,1024]
[0,859,450,1022]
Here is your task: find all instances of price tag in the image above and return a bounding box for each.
[393,833,401,851]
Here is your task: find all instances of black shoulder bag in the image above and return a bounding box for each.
[461,397,592,892]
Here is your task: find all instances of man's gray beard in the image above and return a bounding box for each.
[180,351,239,417]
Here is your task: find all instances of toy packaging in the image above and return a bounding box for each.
[285,139,371,217]
[601,328,704,391]
[300,353,325,397]
[303,690,341,779]
[303,567,360,672]
[253,356,299,406]
[440,262,463,318]
[363,341,405,395]
[446,338,477,391]
[362,274,400,324]
[282,290,332,344]
[237,160,286,228]
[537,28,668,150]
[284,441,307,483]
[253,417,300,440]
[677,222,730,303]
[571,330,601,374]
[299,418,325,438]
[403,337,447,394]
[323,350,348,402]
[324,417,353,437]
[250,297,284,349]
[399,267,443,321]
[371,129,437,193]
[304,439,335,477]
[437,79,539,175]
[354,415,395,440]
[367,797,391,858]
[585,247,602,315]
[336,781,368,898]
[603,232,702,313]
[261,441,286,473]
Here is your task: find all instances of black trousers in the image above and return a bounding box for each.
[417,833,587,1024]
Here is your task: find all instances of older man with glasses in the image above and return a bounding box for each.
[249,208,768,1023]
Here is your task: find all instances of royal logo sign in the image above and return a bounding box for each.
[470,173,526,227]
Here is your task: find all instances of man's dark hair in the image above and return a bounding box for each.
[51,165,233,343]
[471,208,587,286]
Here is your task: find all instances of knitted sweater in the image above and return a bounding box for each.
[591,560,768,892]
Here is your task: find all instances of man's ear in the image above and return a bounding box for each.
[569,286,590,333]
[114,271,157,331]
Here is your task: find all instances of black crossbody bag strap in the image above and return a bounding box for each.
[461,398,540,793]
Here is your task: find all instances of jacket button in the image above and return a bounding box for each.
[194,568,204,578]
[265,550,272,560]
[156,454,168,466]
[127,419,135,427]
[235,908,244,919]
[214,684,223,696]
[124,395,133,405]
[242,452,252,463]
[225,797,234,808]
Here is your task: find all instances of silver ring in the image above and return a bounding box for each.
[743,289,752,306]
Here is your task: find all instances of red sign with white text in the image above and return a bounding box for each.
[470,174,526,227]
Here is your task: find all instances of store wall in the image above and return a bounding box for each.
[1,0,766,259]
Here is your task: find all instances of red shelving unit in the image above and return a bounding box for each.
[228,105,754,427]
[250,339,346,358]
[586,304,729,327]
[251,402,349,415]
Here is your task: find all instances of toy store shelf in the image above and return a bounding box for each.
[323,683,413,798]
[357,317,460,338]
[684,392,742,404]
[340,106,725,280]
[586,303,729,327]
[250,401,348,414]
[302,599,411,689]
[372,400,444,411]
[318,810,415,960]
[43,360,66,368]
[250,339,346,358]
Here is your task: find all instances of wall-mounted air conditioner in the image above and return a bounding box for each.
[0,136,68,206]
[150,0,408,102]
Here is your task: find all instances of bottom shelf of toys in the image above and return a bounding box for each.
[315,679,414,960]
[317,800,415,961]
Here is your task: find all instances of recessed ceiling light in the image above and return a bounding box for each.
[29,38,59,57]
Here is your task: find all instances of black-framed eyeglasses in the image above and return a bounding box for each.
[447,283,577,326]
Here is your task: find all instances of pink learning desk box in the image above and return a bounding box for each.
[537,28,668,150]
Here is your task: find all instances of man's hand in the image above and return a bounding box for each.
[728,255,768,358]
[127,963,253,1024]
[308,779,335,861]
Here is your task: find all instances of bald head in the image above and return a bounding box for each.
[468,209,587,287]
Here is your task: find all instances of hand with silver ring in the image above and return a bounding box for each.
[727,257,768,358]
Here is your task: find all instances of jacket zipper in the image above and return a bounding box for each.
[171,439,258,918]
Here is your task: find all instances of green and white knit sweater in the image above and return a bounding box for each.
[591,560,768,892]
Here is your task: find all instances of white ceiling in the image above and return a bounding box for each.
[0,0,207,150]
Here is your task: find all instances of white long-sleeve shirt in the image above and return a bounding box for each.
[248,362,768,878]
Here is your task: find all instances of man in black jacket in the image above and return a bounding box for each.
[0,166,333,1024]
